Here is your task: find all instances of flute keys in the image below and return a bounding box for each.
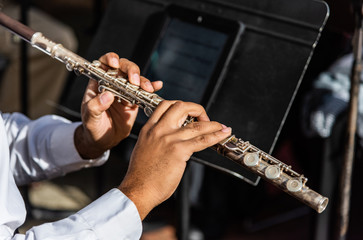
[144,107,153,117]
[116,77,127,84]
[243,152,259,166]
[286,179,303,192]
[265,165,281,179]
[106,69,118,78]
[66,62,75,71]
[92,60,102,67]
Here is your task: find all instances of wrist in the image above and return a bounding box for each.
[118,180,156,220]
[74,124,106,159]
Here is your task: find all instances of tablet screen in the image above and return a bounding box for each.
[144,18,229,104]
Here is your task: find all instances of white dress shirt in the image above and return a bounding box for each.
[0,113,142,240]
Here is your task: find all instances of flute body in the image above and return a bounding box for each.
[0,12,328,213]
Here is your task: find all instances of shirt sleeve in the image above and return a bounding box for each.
[2,189,142,240]
[0,114,142,239]
[1,112,109,186]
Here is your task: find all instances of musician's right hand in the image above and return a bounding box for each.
[118,100,232,220]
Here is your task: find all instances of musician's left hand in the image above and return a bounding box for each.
[74,52,162,159]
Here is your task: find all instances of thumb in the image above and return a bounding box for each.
[86,91,115,118]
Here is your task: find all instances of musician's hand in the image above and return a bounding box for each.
[75,52,162,159]
[119,101,232,219]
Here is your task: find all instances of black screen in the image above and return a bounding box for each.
[144,18,228,104]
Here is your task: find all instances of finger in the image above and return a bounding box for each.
[181,126,232,153]
[118,58,141,86]
[146,100,177,126]
[158,101,210,129]
[172,121,226,141]
[99,52,120,69]
[85,91,115,118]
[140,76,154,92]
[82,79,99,104]
[151,80,163,92]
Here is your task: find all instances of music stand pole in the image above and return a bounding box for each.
[20,0,29,116]
[336,1,362,239]
[176,164,190,240]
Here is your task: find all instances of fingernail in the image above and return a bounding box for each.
[111,58,119,67]
[144,80,153,90]
[132,73,140,85]
[100,91,112,105]
[221,126,231,133]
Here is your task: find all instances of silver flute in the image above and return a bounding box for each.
[0,12,328,213]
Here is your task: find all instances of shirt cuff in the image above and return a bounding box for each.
[78,188,142,240]
[49,120,109,176]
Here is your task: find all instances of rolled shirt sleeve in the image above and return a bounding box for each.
[2,112,109,185]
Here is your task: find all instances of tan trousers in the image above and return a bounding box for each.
[0,3,77,119]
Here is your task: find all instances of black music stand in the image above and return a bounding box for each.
[60,0,328,239]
